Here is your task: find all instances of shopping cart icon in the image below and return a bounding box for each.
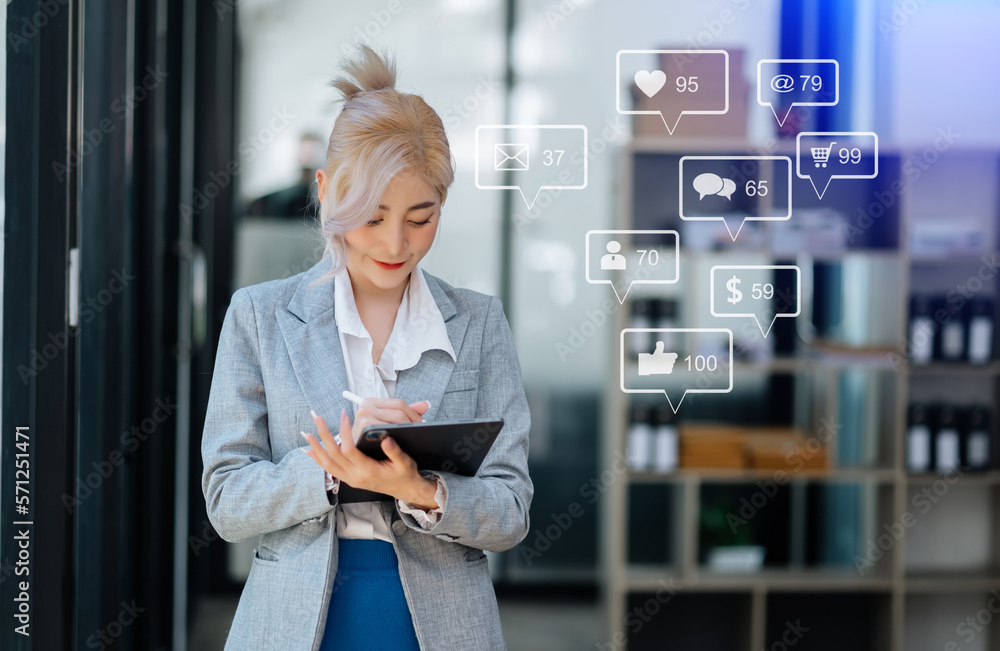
[811,141,836,168]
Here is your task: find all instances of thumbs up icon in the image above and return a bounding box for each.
[637,341,679,376]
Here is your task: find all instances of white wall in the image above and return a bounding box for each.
[878,0,1000,145]
[236,0,507,295]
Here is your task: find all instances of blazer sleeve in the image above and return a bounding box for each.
[396,296,533,553]
[201,288,333,543]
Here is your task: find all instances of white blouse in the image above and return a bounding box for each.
[327,264,456,541]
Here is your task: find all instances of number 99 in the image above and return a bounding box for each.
[838,147,861,165]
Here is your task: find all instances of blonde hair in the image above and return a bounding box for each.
[313,46,454,283]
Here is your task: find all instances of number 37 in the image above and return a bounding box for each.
[542,149,564,166]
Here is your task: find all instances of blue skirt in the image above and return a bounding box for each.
[320,539,420,650]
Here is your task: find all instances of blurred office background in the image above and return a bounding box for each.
[2,0,999,649]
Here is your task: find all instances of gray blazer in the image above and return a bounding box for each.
[201,260,533,650]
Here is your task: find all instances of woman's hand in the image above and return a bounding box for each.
[301,399,439,509]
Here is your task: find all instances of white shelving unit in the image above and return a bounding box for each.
[599,137,1000,651]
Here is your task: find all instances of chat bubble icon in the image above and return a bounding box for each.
[586,230,679,303]
[719,178,736,199]
[616,50,729,136]
[476,125,588,209]
[693,173,724,199]
[621,328,733,413]
[710,265,801,337]
[796,132,878,199]
[757,59,839,127]
[679,156,792,240]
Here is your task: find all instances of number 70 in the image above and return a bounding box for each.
[637,250,659,266]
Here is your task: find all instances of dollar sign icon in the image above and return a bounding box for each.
[726,275,742,304]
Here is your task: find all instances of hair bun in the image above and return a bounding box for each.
[330,45,398,102]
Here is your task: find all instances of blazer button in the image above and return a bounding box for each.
[391,520,407,536]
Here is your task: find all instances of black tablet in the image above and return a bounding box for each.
[337,418,504,503]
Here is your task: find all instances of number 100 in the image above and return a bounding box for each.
[684,354,718,372]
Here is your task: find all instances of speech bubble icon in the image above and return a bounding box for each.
[693,173,724,199]
[616,50,729,135]
[719,178,737,200]
[710,265,801,337]
[475,125,588,209]
[679,156,792,240]
[586,230,680,303]
[621,328,734,413]
[796,132,878,199]
[757,59,839,127]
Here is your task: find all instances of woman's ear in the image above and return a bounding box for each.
[315,169,328,203]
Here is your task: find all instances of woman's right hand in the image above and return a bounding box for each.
[302,399,436,505]
[349,398,430,442]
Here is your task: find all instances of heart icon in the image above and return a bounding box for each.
[634,70,667,98]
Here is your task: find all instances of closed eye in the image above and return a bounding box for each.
[366,217,433,226]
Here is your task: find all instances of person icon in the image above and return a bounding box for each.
[601,240,626,270]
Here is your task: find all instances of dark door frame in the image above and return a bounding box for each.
[2,0,237,648]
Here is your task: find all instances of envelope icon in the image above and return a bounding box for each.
[494,143,529,171]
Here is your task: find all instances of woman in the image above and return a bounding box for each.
[201,46,532,650]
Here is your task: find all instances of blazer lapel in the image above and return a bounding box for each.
[391,272,470,422]
[276,262,471,425]
[276,261,355,426]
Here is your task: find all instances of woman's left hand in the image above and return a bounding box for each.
[302,409,439,510]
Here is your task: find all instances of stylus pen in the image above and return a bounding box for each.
[341,390,428,421]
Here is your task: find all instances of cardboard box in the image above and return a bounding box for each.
[680,424,748,469]
[744,427,829,471]
[677,424,830,471]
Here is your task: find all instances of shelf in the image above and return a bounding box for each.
[608,136,1000,651]
[623,566,894,592]
[503,566,596,585]
[906,361,1000,377]
[905,470,1000,485]
[909,252,1000,264]
[628,468,897,484]
[733,358,815,374]
[905,570,1000,593]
